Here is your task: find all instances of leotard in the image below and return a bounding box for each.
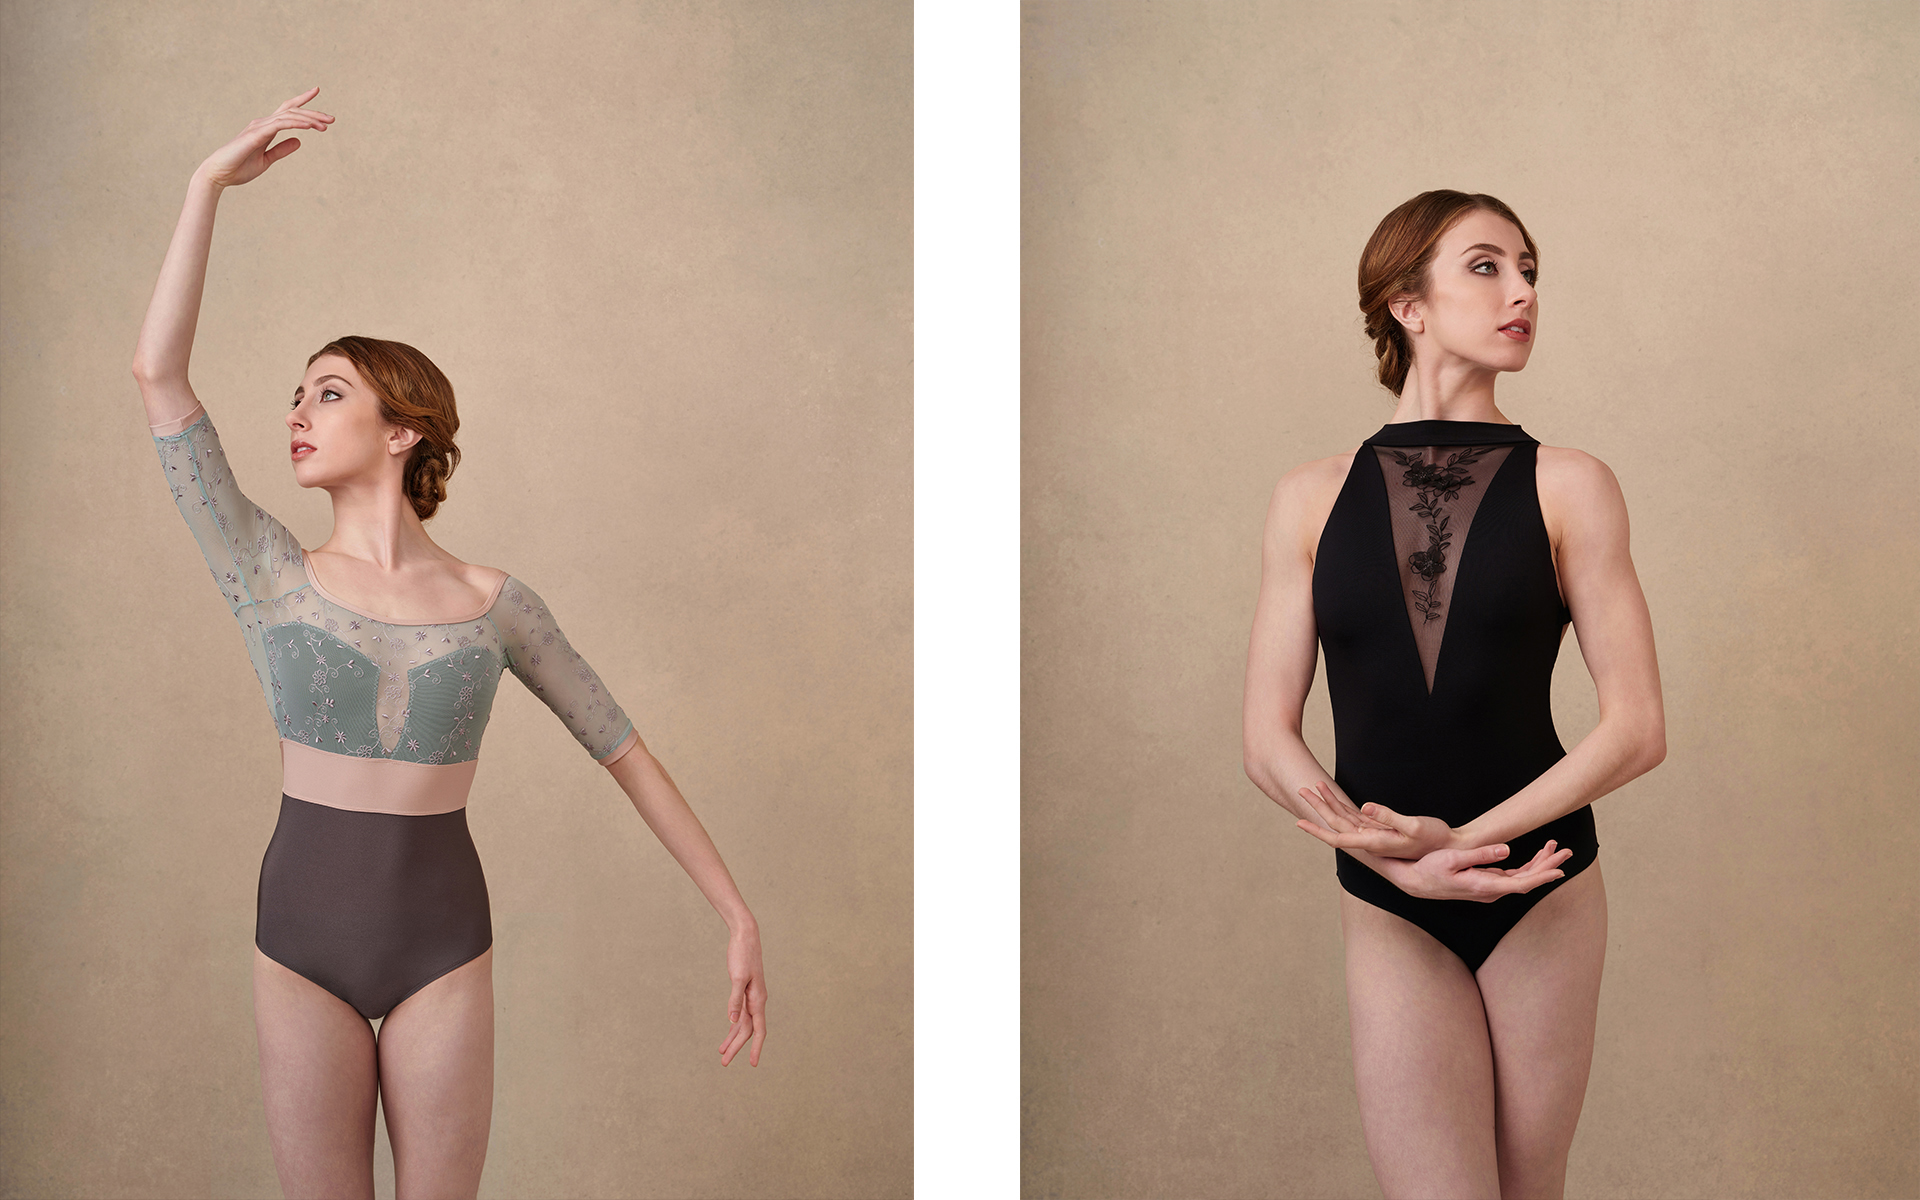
[152,401,639,1018]
[1311,419,1597,971]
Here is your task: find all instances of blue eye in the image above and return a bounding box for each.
[290,387,342,410]
[1475,260,1539,286]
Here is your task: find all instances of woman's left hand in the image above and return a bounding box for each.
[719,920,767,1067]
[1292,779,1458,860]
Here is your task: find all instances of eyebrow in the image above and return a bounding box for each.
[1461,242,1536,265]
[293,374,352,397]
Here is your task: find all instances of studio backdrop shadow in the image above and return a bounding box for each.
[0,3,909,1197]
[1022,3,1915,1198]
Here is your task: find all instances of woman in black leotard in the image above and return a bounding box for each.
[1243,190,1665,1199]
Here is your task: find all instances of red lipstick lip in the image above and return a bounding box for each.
[1499,319,1531,339]
[290,442,316,456]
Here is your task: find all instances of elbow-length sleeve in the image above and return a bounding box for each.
[488,575,639,766]
[150,400,303,614]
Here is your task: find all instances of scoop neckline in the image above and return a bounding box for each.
[301,550,510,626]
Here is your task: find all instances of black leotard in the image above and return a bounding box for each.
[1312,419,1597,971]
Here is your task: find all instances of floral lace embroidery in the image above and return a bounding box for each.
[1384,445,1495,625]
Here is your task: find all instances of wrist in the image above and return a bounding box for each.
[189,165,225,194]
[1446,822,1475,852]
[724,908,759,938]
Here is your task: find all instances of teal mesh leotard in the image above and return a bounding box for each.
[153,400,639,1017]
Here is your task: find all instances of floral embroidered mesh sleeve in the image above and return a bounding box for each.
[152,400,640,818]
[488,577,638,766]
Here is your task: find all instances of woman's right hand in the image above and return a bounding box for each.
[197,87,332,189]
[1372,839,1573,902]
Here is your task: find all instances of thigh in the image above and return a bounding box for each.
[253,946,379,1200]
[1339,888,1501,1200]
[1475,860,1608,1200]
[375,945,495,1200]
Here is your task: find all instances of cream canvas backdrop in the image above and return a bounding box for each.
[0,2,910,1197]
[1022,3,1916,1198]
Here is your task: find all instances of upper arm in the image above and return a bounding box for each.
[1243,457,1337,761]
[134,371,209,438]
[149,396,300,613]
[1543,446,1666,756]
[492,575,639,766]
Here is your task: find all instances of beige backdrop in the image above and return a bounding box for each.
[1023,3,1916,1197]
[0,3,909,1197]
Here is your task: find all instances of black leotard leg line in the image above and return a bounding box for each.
[1312,420,1597,972]
[256,795,493,1020]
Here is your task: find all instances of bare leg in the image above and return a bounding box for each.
[253,946,378,1199]
[376,946,495,1200]
[1475,862,1608,1200]
[1340,890,1501,1199]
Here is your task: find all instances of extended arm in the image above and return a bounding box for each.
[1449,449,1666,848]
[605,737,766,1067]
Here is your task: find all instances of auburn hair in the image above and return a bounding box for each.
[306,335,462,521]
[1358,190,1540,397]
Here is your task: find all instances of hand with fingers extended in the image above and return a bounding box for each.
[718,921,767,1067]
[197,86,334,189]
[1289,777,1573,901]
[1292,778,1459,860]
[1373,838,1574,902]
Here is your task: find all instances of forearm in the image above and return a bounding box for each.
[131,169,222,389]
[607,748,755,933]
[1244,725,1337,825]
[1454,715,1664,848]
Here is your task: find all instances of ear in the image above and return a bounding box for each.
[388,426,423,458]
[1391,295,1424,335]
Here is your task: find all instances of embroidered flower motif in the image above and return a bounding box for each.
[1385,445,1493,624]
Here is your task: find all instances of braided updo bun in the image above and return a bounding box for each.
[1357,190,1539,397]
[305,335,462,521]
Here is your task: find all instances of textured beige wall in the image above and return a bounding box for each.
[0,2,909,1197]
[1022,3,1916,1198]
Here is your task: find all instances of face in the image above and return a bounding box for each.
[286,354,420,487]
[1392,208,1538,375]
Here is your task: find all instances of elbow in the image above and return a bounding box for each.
[1243,747,1276,794]
[1637,721,1667,773]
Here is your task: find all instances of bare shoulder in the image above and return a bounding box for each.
[1266,447,1359,564]
[1535,443,1630,552]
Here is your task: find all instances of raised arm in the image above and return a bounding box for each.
[130,87,332,421]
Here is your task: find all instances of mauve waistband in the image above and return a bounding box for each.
[280,737,476,815]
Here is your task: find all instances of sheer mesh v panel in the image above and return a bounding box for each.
[1372,443,1518,693]
[152,402,640,800]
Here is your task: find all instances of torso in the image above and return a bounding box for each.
[1301,443,1571,614]
[303,548,509,626]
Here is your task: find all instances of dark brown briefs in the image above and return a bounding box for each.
[256,794,493,1019]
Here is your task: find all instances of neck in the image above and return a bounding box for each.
[1388,356,1510,424]
[314,475,442,571]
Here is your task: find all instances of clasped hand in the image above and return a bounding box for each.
[1292,779,1569,902]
